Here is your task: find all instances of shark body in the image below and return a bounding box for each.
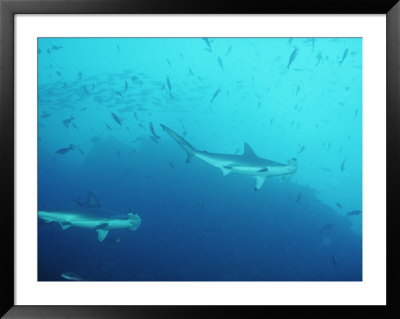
[160,124,297,191]
[38,210,141,242]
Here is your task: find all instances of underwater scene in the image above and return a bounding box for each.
[38,38,362,281]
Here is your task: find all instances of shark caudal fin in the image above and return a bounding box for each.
[160,124,197,163]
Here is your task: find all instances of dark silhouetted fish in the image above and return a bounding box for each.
[131,76,142,85]
[188,68,194,76]
[336,203,343,209]
[111,112,122,125]
[320,224,333,231]
[340,159,346,172]
[339,48,349,66]
[41,111,51,119]
[225,45,232,56]
[218,56,224,69]
[202,38,212,52]
[316,51,322,66]
[149,122,160,140]
[169,162,174,168]
[90,136,101,143]
[55,144,74,155]
[51,45,63,50]
[82,85,89,95]
[298,145,305,154]
[124,80,128,92]
[287,48,299,68]
[210,89,221,105]
[347,210,362,216]
[62,116,74,127]
[166,59,172,67]
[166,78,172,97]
[115,90,124,98]
[295,193,302,202]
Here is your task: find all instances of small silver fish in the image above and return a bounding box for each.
[210,89,221,105]
[56,144,74,155]
[149,122,160,139]
[202,38,212,51]
[225,45,232,56]
[287,48,299,69]
[340,159,346,172]
[166,78,172,96]
[218,56,224,69]
[111,112,121,125]
[347,210,362,216]
[339,48,349,65]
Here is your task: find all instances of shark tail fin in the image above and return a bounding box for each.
[160,124,197,163]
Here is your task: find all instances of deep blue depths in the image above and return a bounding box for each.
[38,38,362,281]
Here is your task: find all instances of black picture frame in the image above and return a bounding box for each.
[1,0,399,318]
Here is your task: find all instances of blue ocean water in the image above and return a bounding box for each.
[38,38,362,281]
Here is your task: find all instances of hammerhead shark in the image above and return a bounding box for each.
[38,193,141,242]
[160,124,297,191]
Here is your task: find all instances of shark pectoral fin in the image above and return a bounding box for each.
[60,222,72,230]
[254,176,266,191]
[221,166,232,176]
[96,229,109,242]
[94,223,108,230]
[282,173,294,181]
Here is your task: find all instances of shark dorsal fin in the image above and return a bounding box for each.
[243,143,257,158]
[86,191,101,207]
